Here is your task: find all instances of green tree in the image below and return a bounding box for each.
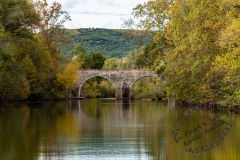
[0,27,13,67]
[81,78,115,98]
[125,47,144,69]
[82,80,101,98]
[0,0,40,100]
[13,37,57,99]
[0,0,39,39]
[73,44,86,56]
[132,77,166,100]
[98,80,115,97]
[20,54,40,95]
[72,44,86,69]
[102,57,119,69]
[136,42,164,70]
[103,47,144,69]
[209,1,240,105]
[0,62,29,100]
[84,52,105,69]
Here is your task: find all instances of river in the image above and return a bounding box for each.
[0,99,239,160]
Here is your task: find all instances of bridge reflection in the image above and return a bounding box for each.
[68,99,132,120]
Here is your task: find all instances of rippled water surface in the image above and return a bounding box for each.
[0,99,239,160]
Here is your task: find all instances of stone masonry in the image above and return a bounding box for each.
[71,69,163,100]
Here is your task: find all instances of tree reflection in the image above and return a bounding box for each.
[0,101,239,159]
[0,102,80,159]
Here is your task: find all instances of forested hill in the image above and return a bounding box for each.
[64,28,149,58]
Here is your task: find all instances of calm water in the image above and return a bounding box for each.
[0,99,239,160]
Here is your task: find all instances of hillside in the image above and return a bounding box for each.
[63,28,150,58]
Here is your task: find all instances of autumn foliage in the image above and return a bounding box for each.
[0,0,75,100]
[131,0,240,105]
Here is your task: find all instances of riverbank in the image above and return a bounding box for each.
[176,101,240,114]
[1,98,240,114]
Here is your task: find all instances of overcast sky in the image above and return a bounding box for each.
[46,0,147,29]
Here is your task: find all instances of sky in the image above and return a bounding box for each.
[46,0,147,29]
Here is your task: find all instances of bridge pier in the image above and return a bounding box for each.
[70,86,81,98]
[115,88,130,100]
[168,93,176,107]
[115,82,131,100]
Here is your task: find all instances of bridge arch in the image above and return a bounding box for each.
[71,69,163,100]
[78,76,116,98]
[129,75,163,89]
[131,76,164,100]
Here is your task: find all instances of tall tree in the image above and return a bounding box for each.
[209,0,240,105]
[20,54,40,95]
[31,0,72,73]
[57,62,80,91]
[0,0,39,100]
[0,0,39,39]
[163,0,227,102]
[130,0,172,74]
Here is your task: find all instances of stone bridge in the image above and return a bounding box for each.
[71,69,164,100]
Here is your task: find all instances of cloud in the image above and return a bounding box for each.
[45,0,147,29]
[100,0,136,7]
[101,21,121,29]
[47,0,83,9]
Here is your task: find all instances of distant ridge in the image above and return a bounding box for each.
[63,28,150,58]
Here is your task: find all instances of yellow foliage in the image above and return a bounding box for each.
[84,81,101,98]
[219,18,240,51]
[19,80,30,100]
[235,90,240,104]
[57,62,80,89]
[99,80,109,88]
[213,53,238,73]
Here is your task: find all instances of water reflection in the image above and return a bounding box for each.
[0,100,239,160]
